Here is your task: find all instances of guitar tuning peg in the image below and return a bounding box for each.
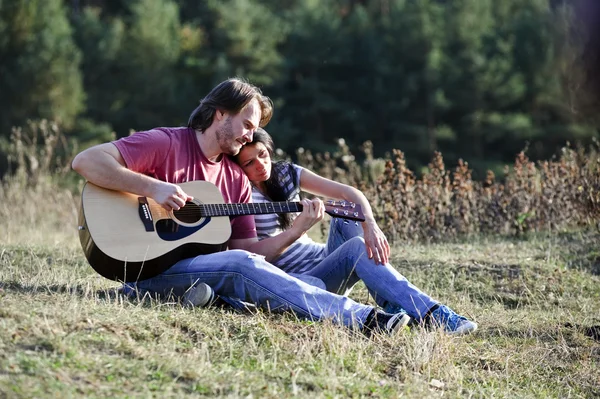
[350,202,356,208]
[354,221,359,226]
[327,200,334,205]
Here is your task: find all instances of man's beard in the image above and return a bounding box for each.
[215,118,238,155]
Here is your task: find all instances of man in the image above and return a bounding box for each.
[72,78,410,335]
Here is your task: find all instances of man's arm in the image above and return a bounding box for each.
[71,143,191,211]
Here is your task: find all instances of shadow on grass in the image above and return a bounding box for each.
[0,280,121,299]
[565,323,600,342]
[0,280,246,313]
[483,321,600,343]
[396,258,543,309]
[543,230,600,276]
[398,230,600,276]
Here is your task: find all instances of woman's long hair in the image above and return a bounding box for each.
[238,128,298,230]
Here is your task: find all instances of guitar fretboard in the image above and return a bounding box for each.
[198,202,303,217]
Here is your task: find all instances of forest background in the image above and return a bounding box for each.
[0,0,594,179]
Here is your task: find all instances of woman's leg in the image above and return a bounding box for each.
[320,218,364,296]
[306,237,438,320]
[326,218,364,255]
[132,249,374,329]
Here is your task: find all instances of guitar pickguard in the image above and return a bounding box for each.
[155,217,212,241]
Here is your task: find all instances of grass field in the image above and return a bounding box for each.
[1,181,600,398]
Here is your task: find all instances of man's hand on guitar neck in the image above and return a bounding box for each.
[151,181,194,212]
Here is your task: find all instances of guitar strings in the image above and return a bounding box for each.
[148,201,358,218]
[171,204,304,216]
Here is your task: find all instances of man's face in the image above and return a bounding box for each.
[215,99,261,156]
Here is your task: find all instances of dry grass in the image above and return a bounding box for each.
[1,229,599,397]
[1,122,599,397]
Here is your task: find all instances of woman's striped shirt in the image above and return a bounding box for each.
[251,162,326,274]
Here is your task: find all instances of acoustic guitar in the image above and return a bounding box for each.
[78,181,365,282]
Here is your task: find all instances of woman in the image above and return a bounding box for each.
[234,128,478,335]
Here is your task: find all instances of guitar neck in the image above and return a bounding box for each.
[199,201,303,217]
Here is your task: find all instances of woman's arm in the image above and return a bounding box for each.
[299,168,390,264]
[230,198,325,263]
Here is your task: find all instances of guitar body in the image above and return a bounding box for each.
[78,181,231,282]
[78,180,365,282]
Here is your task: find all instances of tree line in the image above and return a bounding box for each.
[0,0,594,177]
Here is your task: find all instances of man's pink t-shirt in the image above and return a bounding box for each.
[112,127,256,240]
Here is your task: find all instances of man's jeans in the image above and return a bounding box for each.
[127,246,373,329]
[311,219,438,320]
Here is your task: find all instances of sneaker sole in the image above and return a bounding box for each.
[388,313,412,334]
[183,282,214,307]
[448,321,478,336]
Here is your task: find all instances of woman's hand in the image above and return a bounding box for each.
[362,220,391,265]
[290,198,325,236]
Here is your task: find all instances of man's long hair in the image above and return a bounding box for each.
[188,78,273,132]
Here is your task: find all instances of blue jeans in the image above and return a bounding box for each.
[127,248,373,329]
[308,219,438,320]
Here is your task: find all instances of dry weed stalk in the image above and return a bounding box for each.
[1,120,79,245]
[294,140,600,243]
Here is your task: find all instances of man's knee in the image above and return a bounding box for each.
[224,249,270,273]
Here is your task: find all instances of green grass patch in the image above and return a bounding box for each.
[1,230,600,397]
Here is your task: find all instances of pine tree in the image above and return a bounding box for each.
[0,0,84,136]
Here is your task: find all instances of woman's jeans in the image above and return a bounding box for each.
[312,219,438,320]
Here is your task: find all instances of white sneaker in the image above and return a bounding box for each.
[365,309,412,335]
[182,282,214,307]
[385,311,412,334]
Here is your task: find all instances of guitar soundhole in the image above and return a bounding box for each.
[173,202,202,224]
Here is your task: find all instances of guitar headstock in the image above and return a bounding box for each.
[324,200,365,222]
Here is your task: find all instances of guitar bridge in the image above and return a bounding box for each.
[138,197,155,232]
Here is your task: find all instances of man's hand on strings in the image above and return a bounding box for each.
[153,182,193,211]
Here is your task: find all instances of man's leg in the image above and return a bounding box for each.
[133,249,374,329]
